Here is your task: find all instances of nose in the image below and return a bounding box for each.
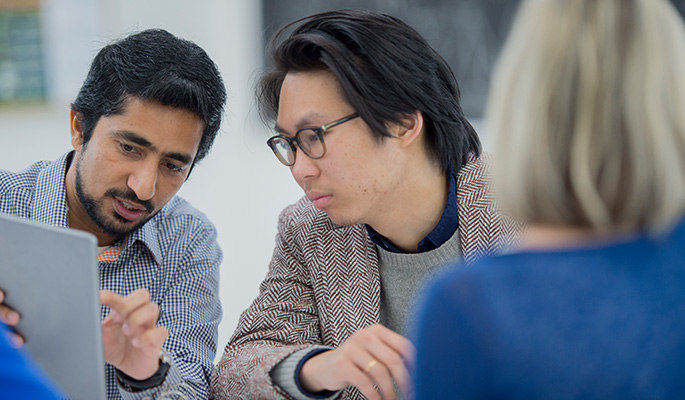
[127,161,158,201]
[290,150,320,184]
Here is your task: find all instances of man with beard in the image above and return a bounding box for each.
[0,29,226,399]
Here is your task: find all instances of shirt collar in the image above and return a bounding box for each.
[126,218,163,265]
[366,166,459,253]
[32,151,162,265]
[31,152,72,228]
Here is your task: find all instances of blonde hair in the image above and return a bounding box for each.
[488,0,685,232]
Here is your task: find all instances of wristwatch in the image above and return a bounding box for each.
[115,349,172,392]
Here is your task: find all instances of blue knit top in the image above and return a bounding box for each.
[414,218,685,399]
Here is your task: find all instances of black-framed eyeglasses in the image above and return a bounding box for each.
[266,113,359,166]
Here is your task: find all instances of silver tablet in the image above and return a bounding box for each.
[0,212,106,400]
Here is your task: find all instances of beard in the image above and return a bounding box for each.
[74,155,156,239]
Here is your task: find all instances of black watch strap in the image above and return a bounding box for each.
[115,350,171,392]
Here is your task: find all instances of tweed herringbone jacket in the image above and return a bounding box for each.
[211,154,522,400]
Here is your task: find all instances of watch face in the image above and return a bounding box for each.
[159,348,172,365]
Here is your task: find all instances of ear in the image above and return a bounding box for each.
[392,110,424,149]
[70,109,85,151]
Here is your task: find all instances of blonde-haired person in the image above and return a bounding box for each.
[413,0,685,398]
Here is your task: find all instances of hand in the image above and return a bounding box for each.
[100,289,168,380]
[0,289,23,348]
[299,324,415,400]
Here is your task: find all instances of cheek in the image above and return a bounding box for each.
[320,138,393,197]
[292,170,306,190]
[335,146,361,185]
[155,179,184,203]
[76,152,101,183]
[354,155,396,199]
[80,145,115,176]
[342,156,379,198]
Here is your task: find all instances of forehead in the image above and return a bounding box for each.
[277,70,352,129]
[95,97,204,156]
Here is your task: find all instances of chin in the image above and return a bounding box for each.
[325,212,360,227]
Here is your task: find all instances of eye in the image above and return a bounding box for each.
[119,143,138,154]
[165,162,184,173]
[301,130,320,144]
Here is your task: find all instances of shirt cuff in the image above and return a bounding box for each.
[270,346,342,400]
[118,361,194,400]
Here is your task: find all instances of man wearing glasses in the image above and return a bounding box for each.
[212,9,521,400]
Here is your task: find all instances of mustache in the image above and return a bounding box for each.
[104,188,154,213]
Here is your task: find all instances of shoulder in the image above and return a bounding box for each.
[278,196,361,235]
[152,195,218,238]
[454,152,506,225]
[276,196,370,251]
[455,152,494,203]
[419,254,526,322]
[142,196,221,271]
[278,196,330,226]
[0,160,51,195]
[0,161,53,216]
[436,254,521,288]
[455,153,525,260]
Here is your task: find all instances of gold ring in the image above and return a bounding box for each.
[363,359,378,373]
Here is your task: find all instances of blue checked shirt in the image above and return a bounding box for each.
[0,152,222,400]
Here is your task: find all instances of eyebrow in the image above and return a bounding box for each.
[114,131,194,165]
[273,113,328,136]
[273,123,289,136]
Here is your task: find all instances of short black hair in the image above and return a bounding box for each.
[257,8,481,172]
[71,29,226,164]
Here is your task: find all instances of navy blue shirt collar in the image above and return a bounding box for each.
[365,167,459,253]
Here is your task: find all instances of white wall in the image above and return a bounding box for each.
[1,0,304,362]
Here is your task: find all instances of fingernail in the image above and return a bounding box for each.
[110,310,122,322]
[7,311,19,325]
[9,334,23,349]
[131,337,140,347]
[122,322,131,334]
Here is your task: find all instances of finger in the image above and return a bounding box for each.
[374,352,413,398]
[122,302,160,337]
[356,356,396,400]
[101,309,120,326]
[370,324,416,364]
[100,290,123,312]
[100,291,126,324]
[0,289,20,326]
[131,325,167,350]
[0,304,21,326]
[101,289,151,320]
[100,288,150,313]
[346,366,382,400]
[367,346,411,398]
[362,327,414,397]
[7,332,24,349]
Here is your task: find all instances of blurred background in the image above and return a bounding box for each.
[2,0,684,362]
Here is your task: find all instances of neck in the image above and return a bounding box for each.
[519,224,629,251]
[368,166,449,253]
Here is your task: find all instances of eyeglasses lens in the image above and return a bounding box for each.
[271,138,295,166]
[297,130,324,159]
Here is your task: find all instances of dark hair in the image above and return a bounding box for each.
[71,29,226,164]
[257,8,481,172]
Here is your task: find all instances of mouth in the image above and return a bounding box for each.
[112,197,147,221]
[308,194,332,209]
